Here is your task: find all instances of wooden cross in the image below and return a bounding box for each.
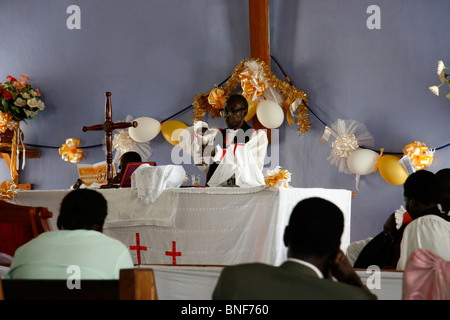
[248,0,271,142]
[82,92,137,188]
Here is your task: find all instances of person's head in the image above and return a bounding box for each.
[57,189,108,232]
[283,197,344,263]
[221,94,248,130]
[118,151,142,174]
[436,168,450,213]
[403,170,441,219]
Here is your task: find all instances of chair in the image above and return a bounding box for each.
[0,268,158,300]
[402,249,450,300]
[0,200,53,266]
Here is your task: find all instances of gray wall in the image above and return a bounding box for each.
[1,0,449,242]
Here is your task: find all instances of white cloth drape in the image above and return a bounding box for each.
[208,129,268,187]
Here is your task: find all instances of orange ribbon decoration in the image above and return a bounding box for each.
[207,88,228,110]
[0,111,16,133]
[239,70,267,101]
[264,167,291,188]
[0,180,17,200]
[282,101,293,126]
[59,138,84,163]
[402,141,434,170]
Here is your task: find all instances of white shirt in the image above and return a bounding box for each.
[7,230,134,279]
[287,258,324,279]
[397,214,450,270]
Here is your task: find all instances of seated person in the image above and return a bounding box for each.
[72,151,142,189]
[6,189,134,279]
[111,151,142,185]
[397,169,450,270]
[436,168,450,214]
[354,170,444,269]
[212,197,377,300]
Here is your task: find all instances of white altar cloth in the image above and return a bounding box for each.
[9,187,351,266]
[142,265,403,300]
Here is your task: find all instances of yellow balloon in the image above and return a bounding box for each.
[244,98,258,122]
[160,120,188,146]
[377,155,408,185]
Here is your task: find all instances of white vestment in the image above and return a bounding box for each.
[207,128,268,187]
[178,123,268,187]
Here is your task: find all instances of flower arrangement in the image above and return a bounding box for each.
[429,61,450,99]
[0,75,45,122]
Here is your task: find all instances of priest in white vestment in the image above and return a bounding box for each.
[179,94,268,187]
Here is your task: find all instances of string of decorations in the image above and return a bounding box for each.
[268,57,448,188]
[193,58,310,136]
[23,56,449,155]
[1,57,449,199]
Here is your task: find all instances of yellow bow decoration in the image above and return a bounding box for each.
[402,141,434,171]
[59,138,84,163]
[264,166,292,188]
[0,111,18,133]
[0,180,17,200]
[207,88,228,110]
[239,70,267,101]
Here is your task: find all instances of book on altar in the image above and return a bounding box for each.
[120,162,156,188]
[77,161,116,187]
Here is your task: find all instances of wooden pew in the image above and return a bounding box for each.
[0,268,158,300]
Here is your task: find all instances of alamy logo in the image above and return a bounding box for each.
[366,265,381,289]
[66,265,81,289]
[171,126,279,169]
[66,5,81,30]
[366,5,381,30]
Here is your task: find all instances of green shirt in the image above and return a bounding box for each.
[7,230,134,280]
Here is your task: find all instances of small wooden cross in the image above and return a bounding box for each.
[82,92,137,188]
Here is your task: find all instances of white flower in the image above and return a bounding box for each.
[21,92,30,99]
[27,97,38,108]
[30,90,38,97]
[436,60,448,83]
[37,101,45,110]
[437,60,445,75]
[429,85,439,96]
[24,109,38,118]
[14,97,27,107]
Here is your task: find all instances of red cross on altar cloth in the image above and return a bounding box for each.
[129,233,147,265]
[165,241,182,265]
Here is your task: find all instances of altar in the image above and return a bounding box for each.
[9,186,352,266]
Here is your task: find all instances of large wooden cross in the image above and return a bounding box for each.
[82,92,137,188]
[248,0,271,142]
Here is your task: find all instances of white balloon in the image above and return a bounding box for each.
[347,148,379,175]
[256,99,284,129]
[128,117,161,143]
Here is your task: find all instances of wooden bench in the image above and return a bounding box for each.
[0,268,158,300]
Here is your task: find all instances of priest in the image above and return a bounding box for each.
[204,94,268,187]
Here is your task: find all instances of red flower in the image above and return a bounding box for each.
[2,92,13,100]
[6,76,17,82]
